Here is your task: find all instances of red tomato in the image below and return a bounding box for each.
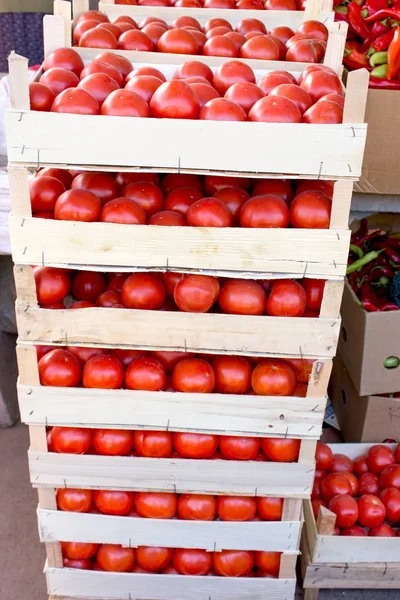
[213,355,252,394]
[115,172,160,188]
[51,88,100,115]
[224,82,264,114]
[36,168,72,189]
[266,280,306,317]
[178,494,217,520]
[136,547,174,572]
[240,36,279,60]
[162,272,185,299]
[100,198,146,224]
[297,20,329,41]
[225,32,247,51]
[76,10,109,26]
[96,290,122,307]
[94,490,135,515]
[240,195,290,228]
[220,436,260,460]
[172,16,201,29]
[118,29,154,51]
[93,428,133,455]
[172,358,215,393]
[205,175,250,196]
[353,455,369,477]
[257,72,294,96]
[380,487,400,523]
[202,35,239,57]
[69,301,95,309]
[125,356,167,391]
[341,525,367,536]
[121,182,163,217]
[157,29,198,54]
[251,180,293,206]
[218,279,266,315]
[285,358,313,384]
[311,498,327,518]
[79,27,117,48]
[187,197,233,226]
[51,426,92,454]
[125,75,163,103]
[164,187,204,215]
[173,432,219,458]
[149,351,195,373]
[134,431,173,457]
[358,494,386,528]
[300,70,343,104]
[251,359,296,396]
[302,278,325,312]
[80,60,124,86]
[204,18,232,33]
[189,82,220,109]
[97,22,124,40]
[327,453,354,474]
[30,176,65,212]
[78,73,119,105]
[380,464,400,489]
[315,441,333,470]
[249,96,301,123]
[66,346,108,365]
[199,98,246,121]
[317,93,345,109]
[38,349,81,387]
[269,84,312,116]
[265,0,296,7]
[286,39,325,63]
[366,445,396,474]
[321,473,352,502]
[127,66,166,82]
[174,549,212,575]
[74,19,101,44]
[369,523,396,537]
[270,26,295,44]
[36,344,58,361]
[359,472,381,496]
[255,551,281,576]
[82,354,124,389]
[290,191,331,229]
[72,271,106,302]
[213,550,254,577]
[236,19,267,35]
[63,557,92,569]
[43,48,84,76]
[29,82,55,111]
[110,348,146,367]
[62,541,99,559]
[328,494,358,528]
[173,61,213,83]
[303,100,343,124]
[218,495,257,520]
[298,65,335,85]
[97,544,135,572]
[150,81,200,119]
[121,273,165,309]
[213,60,255,95]
[135,492,177,518]
[257,496,283,520]
[206,26,232,39]
[139,17,167,29]
[55,189,101,222]
[174,275,220,313]
[261,438,300,462]
[57,487,93,512]
[212,187,250,224]
[101,89,150,117]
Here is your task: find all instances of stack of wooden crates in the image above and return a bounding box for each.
[5,0,369,598]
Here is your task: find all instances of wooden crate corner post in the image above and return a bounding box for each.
[323,21,348,75]
[43,14,70,57]
[8,52,29,111]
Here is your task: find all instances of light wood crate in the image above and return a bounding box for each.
[301,443,400,600]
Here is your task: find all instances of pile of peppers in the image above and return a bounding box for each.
[335,0,400,88]
[347,219,400,311]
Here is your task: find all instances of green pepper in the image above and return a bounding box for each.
[369,50,388,66]
[383,356,400,368]
[371,63,389,76]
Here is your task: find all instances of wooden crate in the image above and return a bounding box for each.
[301,443,400,599]
[6,52,369,179]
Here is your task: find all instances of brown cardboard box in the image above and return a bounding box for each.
[330,356,400,443]
[355,89,400,195]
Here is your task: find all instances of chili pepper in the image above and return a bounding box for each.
[369,50,388,64]
[387,27,400,78]
[356,229,384,247]
[344,49,371,69]
[386,237,400,249]
[369,74,400,86]
[351,218,369,243]
[373,240,400,263]
[372,28,395,50]
[365,8,400,20]
[361,20,391,51]
[335,9,358,36]
[350,243,364,258]
[348,1,372,38]
[371,63,389,76]
[346,250,383,274]
[363,299,381,311]
[364,0,391,15]
[361,277,382,310]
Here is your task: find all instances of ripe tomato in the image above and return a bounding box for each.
[321,472,353,502]
[76,10,109,26]
[380,464,400,489]
[218,279,266,316]
[297,20,328,41]
[162,273,184,299]
[94,490,135,515]
[270,26,294,44]
[212,187,250,224]
[261,438,300,462]
[110,349,146,367]
[121,182,163,217]
[128,67,166,84]
[157,29,198,54]
[150,80,200,119]
[202,35,239,57]
[254,552,281,576]
[72,271,106,302]
[164,187,204,215]
[174,548,212,575]
[93,428,133,455]
[34,266,70,306]
[205,175,250,196]
[174,275,219,313]
[286,39,325,63]
[266,280,306,317]
[51,88,100,115]
[269,84,312,116]
[369,523,396,537]
[63,557,92,569]
[62,541,99,559]
[204,18,232,33]
[257,497,283,520]
[96,51,133,79]
[358,494,386,528]
[251,359,296,396]
[327,453,354,474]
[51,426,92,454]
[353,455,369,477]
[38,349,81,387]
[57,488,93,512]
[218,495,257,520]
[135,492,177,518]
[125,75,163,103]
[223,82,264,115]
[359,472,381,496]
[212,355,252,394]
[29,82,55,111]
[315,441,333,471]
[251,180,293,206]
[78,73,119,105]
[100,198,146,224]
[236,18,266,35]
[199,98,246,121]
[97,544,135,572]
[136,546,174,572]
[134,431,173,457]
[55,189,101,222]
[82,354,124,389]
[30,176,65,212]
[213,550,254,577]
[225,32,247,51]
[174,61,213,83]
[121,273,166,309]
[178,494,217,520]
[188,83,219,109]
[66,346,108,365]
[43,47,84,77]
[317,93,345,109]
[96,290,121,307]
[394,444,400,463]
[101,89,150,117]
[257,73,296,97]
[125,357,167,391]
[341,525,367,536]
[79,27,118,49]
[285,358,313,385]
[302,279,325,312]
[366,445,396,474]
[80,60,123,86]
[300,70,343,104]
[380,487,400,523]
[172,358,215,393]
[187,197,233,226]
[328,494,358,528]
[240,195,290,228]
[118,29,154,51]
[303,100,343,124]
[74,19,101,44]
[36,168,72,189]
[249,96,301,123]
[240,36,279,60]
[290,191,331,229]
[296,180,334,200]
[220,436,260,460]
[173,432,218,458]
[206,26,232,39]
[213,60,255,95]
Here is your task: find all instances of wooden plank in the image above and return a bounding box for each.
[8,53,30,110]
[313,531,400,564]
[303,498,318,557]
[278,553,298,580]
[8,166,31,217]
[43,15,68,57]
[28,451,314,497]
[37,509,301,552]
[5,110,367,179]
[14,264,37,305]
[316,506,336,535]
[52,1,72,48]
[303,562,400,589]
[322,21,347,75]
[307,360,332,398]
[46,568,297,600]
[319,280,344,319]
[298,440,317,464]
[328,442,396,459]
[9,216,351,279]
[29,424,48,451]
[343,68,370,126]
[72,0,89,20]
[16,346,39,385]
[330,180,354,230]
[282,498,302,521]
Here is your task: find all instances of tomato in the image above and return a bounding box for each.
[62,541,99,560]
[100,198,146,224]
[327,454,354,474]
[270,26,294,44]
[269,84,312,116]
[64,557,93,570]
[43,48,84,77]
[72,271,106,302]
[358,494,386,528]
[250,181,292,207]
[149,351,194,373]
[205,176,249,196]
[199,97,246,122]
[186,196,233,226]
[256,72,292,96]
[94,490,135,515]
[202,35,239,57]
[380,487,400,523]
[121,273,165,309]
[249,95,301,123]
[261,438,300,462]
[97,289,123,306]
[150,81,200,119]
[76,10,109,26]
[81,60,123,86]
[94,53,132,81]
[101,89,150,117]
[161,273,184,300]
[29,81,55,111]
[266,280,306,318]
[172,358,215,393]
[328,494,358,528]
[213,60,255,95]
[115,172,160,189]
[66,346,108,366]
[174,61,213,83]
[218,495,257,520]
[359,472,380,496]
[125,75,163,103]
[136,547,174,572]
[93,428,133,455]
[300,70,343,104]
[212,355,252,394]
[254,551,281,576]
[303,100,343,124]
[127,66,166,83]
[117,29,153,51]
[54,189,101,222]
[341,524,367,536]
[312,497,327,518]
[70,301,95,308]
[353,455,369,477]
[317,93,345,109]
[301,278,325,313]
[369,523,396,537]
[314,441,333,471]
[51,426,92,454]
[30,176,65,212]
[174,548,212,575]
[240,194,290,229]
[366,445,396,474]
[173,432,219,458]
[236,19,266,35]
[251,359,296,396]
[321,473,352,502]
[239,35,279,60]
[204,18,232,33]
[78,73,119,105]
[174,275,219,313]
[37,168,72,189]
[157,29,197,54]
[290,191,331,229]
[97,544,135,572]
[256,496,283,520]
[223,82,264,115]
[213,550,254,577]
[178,494,217,520]
[74,19,101,44]
[125,356,167,391]
[97,22,124,40]
[135,492,177,518]
[108,349,145,368]
[134,431,173,457]
[36,345,58,361]
[380,464,400,489]
[51,88,100,115]
[297,20,329,41]
[57,488,93,512]
[38,348,81,387]
[186,82,217,110]
[82,354,124,389]
[79,27,118,48]
[206,26,232,39]
[209,187,249,225]
[163,176,203,197]
[121,182,163,217]
[217,279,265,316]
[285,358,313,385]
[224,32,246,51]
[220,436,260,460]
[286,39,324,63]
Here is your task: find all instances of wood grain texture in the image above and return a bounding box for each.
[8,53,29,110]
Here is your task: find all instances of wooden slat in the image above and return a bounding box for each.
[343,68,370,126]
[278,553,298,580]
[8,53,30,110]
[306,360,332,398]
[43,15,68,57]
[322,21,347,75]
[28,451,314,497]
[7,165,31,217]
[282,498,302,521]
[72,0,89,20]
[316,506,336,535]
[37,509,301,552]
[17,346,40,385]
[329,180,354,230]
[303,562,400,589]
[319,280,344,319]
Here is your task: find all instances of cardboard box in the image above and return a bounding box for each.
[330,356,400,443]
[355,89,400,195]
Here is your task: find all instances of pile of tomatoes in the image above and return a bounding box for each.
[34,266,326,318]
[30,47,344,123]
[104,0,303,9]
[30,169,333,228]
[313,442,400,536]
[73,10,328,64]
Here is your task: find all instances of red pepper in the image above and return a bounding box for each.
[386,237,400,249]
[361,21,391,52]
[363,300,381,311]
[335,9,357,37]
[387,28,400,79]
[365,8,400,21]
[364,0,391,16]
[351,218,369,244]
[373,240,400,263]
[372,28,395,51]
[344,50,371,69]
[369,74,400,87]
[348,1,372,38]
